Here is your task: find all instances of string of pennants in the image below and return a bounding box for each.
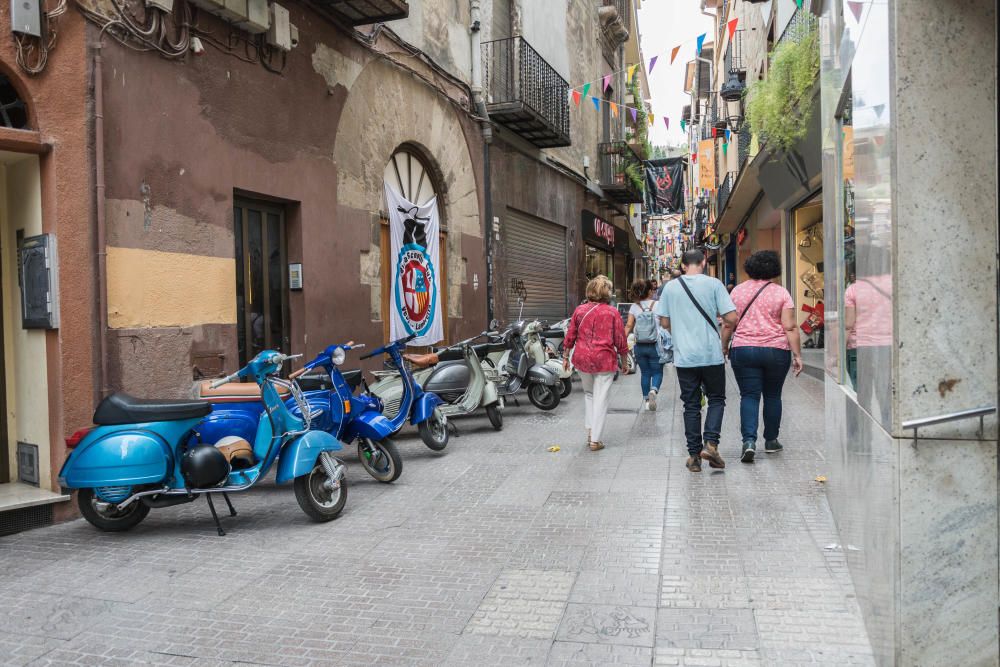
[568,0,811,130]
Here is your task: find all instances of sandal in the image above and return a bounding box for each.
[589,441,605,451]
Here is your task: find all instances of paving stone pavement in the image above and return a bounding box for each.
[0,369,876,666]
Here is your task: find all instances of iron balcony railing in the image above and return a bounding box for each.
[725,29,746,73]
[738,124,752,168]
[598,141,644,203]
[482,37,571,148]
[319,0,408,25]
[777,7,812,48]
[717,172,736,215]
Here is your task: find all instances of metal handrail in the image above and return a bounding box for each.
[902,406,997,439]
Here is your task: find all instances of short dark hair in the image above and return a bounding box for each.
[630,279,651,301]
[744,250,782,280]
[681,249,705,267]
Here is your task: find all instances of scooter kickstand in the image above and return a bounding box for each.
[448,421,460,437]
[222,492,237,517]
[206,495,226,536]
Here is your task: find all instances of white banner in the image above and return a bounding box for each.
[385,184,444,346]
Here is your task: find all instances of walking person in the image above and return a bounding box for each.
[655,250,738,472]
[624,279,664,411]
[563,276,629,451]
[722,251,803,463]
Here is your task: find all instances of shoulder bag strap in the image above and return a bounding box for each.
[677,277,720,337]
[729,283,772,349]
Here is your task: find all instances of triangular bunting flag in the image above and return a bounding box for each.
[680,119,686,131]
[796,0,802,7]
[602,74,612,92]
[758,0,773,24]
[670,45,681,64]
[627,64,637,83]
[691,152,698,163]
[648,113,655,126]
[873,103,885,118]
[725,129,731,141]
[572,90,581,106]
[696,33,706,55]
[727,18,739,40]
[847,1,863,21]
[711,128,718,138]
[610,101,619,117]
[591,96,601,111]
[648,56,658,74]
[723,143,728,156]
[581,82,591,98]
[664,117,669,130]
[629,107,638,122]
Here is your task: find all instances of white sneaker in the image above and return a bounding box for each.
[647,389,658,412]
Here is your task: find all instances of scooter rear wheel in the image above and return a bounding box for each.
[486,403,503,431]
[294,464,348,522]
[419,408,449,451]
[358,438,403,483]
[528,383,561,411]
[78,488,150,532]
[560,377,573,398]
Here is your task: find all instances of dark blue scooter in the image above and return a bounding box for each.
[198,342,404,482]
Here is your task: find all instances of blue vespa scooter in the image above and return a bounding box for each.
[59,350,348,535]
[198,342,403,483]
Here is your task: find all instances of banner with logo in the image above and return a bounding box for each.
[645,158,686,214]
[386,184,443,346]
[698,139,716,191]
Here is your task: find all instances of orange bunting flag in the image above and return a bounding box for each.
[670,45,681,65]
[728,18,739,40]
[610,102,619,117]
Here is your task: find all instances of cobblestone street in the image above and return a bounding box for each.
[0,371,876,666]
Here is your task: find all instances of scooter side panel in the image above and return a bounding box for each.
[275,430,344,484]
[59,423,183,489]
[527,365,559,385]
[410,392,444,425]
[196,402,262,444]
[342,410,395,443]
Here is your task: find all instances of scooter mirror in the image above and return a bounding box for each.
[489,318,499,330]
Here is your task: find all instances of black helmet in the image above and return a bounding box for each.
[181,445,230,488]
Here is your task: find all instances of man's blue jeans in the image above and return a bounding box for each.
[676,364,727,456]
[729,346,792,443]
[633,342,664,396]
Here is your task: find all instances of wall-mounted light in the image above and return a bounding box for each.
[720,70,746,132]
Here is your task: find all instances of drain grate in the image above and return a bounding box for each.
[0,504,54,536]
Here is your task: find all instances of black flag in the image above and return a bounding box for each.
[645,158,685,214]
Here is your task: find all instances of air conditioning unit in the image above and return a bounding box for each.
[145,0,174,13]
[237,0,269,33]
[266,3,292,51]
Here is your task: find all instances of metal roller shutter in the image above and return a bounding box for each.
[502,211,568,323]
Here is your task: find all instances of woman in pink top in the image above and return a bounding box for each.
[563,276,629,451]
[721,251,803,463]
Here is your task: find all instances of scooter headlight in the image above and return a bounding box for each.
[331,347,347,366]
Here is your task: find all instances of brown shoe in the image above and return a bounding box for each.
[686,455,702,472]
[700,442,726,469]
[589,441,605,451]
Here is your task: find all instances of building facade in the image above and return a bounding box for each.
[1,0,649,529]
[818,0,998,663]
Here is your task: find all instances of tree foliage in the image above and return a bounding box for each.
[745,14,820,152]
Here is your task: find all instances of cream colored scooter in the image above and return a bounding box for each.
[523,320,574,398]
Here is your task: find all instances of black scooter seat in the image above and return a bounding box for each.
[93,392,212,426]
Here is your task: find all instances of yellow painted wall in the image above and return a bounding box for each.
[1,154,53,490]
[107,247,237,329]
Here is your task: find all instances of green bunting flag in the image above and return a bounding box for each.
[581,82,591,98]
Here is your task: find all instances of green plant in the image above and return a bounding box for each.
[744,14,820,152]
[627,75,652,159]
[620,161,644,192]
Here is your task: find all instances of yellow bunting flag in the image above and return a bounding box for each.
[648,113,655,126]
[627,64,637,83]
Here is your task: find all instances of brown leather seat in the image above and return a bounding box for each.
[197,381,290,402]
[403,352,439,369]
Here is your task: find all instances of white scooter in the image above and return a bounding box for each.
[523,320,574,398]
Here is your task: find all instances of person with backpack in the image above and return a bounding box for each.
[625,279,665,411]
[721,251,803,464]
[655,250,738,472]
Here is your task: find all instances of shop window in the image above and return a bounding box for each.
[0,74,30,129]
[838,86,857,389]
[793,193,824,350]
[234,199,289,366]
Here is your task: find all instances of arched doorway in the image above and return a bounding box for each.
[380,146,448,343]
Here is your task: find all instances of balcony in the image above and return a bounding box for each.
[482,37,571,148]
[737,125,752,168]
[318,0,408,25]
[717,172,735,215]
[598,142,644,204]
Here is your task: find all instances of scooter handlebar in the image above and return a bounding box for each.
[210,373,238,389]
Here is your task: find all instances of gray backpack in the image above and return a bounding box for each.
[634,301,658,343]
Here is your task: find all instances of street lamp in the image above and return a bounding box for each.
[720,70,746,132]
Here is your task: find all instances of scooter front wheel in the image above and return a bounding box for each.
[419,408,449,451]
[358,438,403,483]
[528,383,561,411]
[486,403,503,431]
[78,488,150,532]
[560,377,573,398]
[294,463,348,522]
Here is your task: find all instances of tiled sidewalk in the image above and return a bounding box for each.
[0,369,875,666]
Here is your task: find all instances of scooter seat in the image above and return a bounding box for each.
[403,352,439,369]
[342,369,364,390]
[197,381,291,402]
[93,392,212,426]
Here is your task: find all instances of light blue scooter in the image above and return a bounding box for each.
[58,350,348,535]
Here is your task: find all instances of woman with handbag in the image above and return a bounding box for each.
[722,251,803,463]
[563,276,629,451]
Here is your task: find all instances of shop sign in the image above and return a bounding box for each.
[698,139,716,191]
[581,210,615,250]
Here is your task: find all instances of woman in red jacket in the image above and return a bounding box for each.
[563,276,630,451]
